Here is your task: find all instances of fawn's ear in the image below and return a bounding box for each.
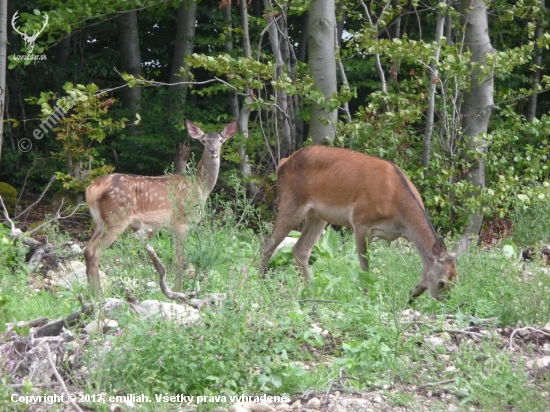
[186,120,205,140]
[221,121,237,140]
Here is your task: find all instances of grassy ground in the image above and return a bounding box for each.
[2,205,550,411]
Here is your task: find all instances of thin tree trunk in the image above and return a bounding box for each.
[263,0,292,156]
[459,0,495,237]
[308,0,338,144]
[169,0,197,112]
[393,0,401,39]
[297,11,309,62]
[0,0,7,165]
[360,0,388,93]
[526,0,545,123]
[421,2,447,168]
[56,35,71,94]
[117,11,141,113]
[335,26,351,124]
[224,3,259,197]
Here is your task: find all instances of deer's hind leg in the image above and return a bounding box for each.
[84,218,128,292]
[292,212,327,281]
[260,203,308,276]
[173,221,189,292]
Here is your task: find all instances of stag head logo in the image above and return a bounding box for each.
[12,11,49,55]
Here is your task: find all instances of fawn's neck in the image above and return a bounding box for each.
[195,153,220,196]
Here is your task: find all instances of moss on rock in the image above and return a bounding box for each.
[0,182,18,215]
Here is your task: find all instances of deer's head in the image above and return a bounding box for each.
[186,120,237,159]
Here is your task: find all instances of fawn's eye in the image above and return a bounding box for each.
[220,139,223,143]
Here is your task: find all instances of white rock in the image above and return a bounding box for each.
[84,319,118,334]
[372,396,382,404]
[67,260,86,271]
[426,336,445,347]
[101,298,125,313]
[306,397,321,409]
[274,237,298,253]
[56,260,108,288]
[340,399,368,407]
[250,403,275,412]
[275,404,290,411]
[70,243,82,253]
[290,400,302,409]
[527,356,550,369]
[228,405,250,412]
[137,300,200,324]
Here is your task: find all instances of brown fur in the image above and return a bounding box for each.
[84,120,236,292]
[260,146,457,300]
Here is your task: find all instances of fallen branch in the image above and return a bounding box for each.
[34,295,93,337]
[509,326,550,351]
[45,345,83,412]
[323,368,362,404]
[27,200,86,237]
[0,195,23,237]
[418,379,457,389]
[146,244,226,310]
[15,174,57,221]
[6,317,50,333]
[145,244,197,301]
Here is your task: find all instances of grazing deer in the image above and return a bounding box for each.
[84,120,237,291]
[260,146,458,300]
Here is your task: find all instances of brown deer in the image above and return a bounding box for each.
[260,146,458,300]
[84,120,237,291]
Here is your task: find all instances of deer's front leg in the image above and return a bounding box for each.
[174,222,189,292]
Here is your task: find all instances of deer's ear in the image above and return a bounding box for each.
[221,121,237,140]
[432,237,448,260]
[186,120,204,139]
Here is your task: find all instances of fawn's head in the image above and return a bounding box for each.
[186,120,237,159]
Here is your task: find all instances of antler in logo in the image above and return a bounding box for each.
[12,11,49,55]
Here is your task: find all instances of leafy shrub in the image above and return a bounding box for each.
[0,225,28,279]
[510,190,550,246]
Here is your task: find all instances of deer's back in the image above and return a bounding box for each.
[86,174,193,227]
[276,146,425,225]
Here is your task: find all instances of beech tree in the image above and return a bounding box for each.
[169,0,197,113]
[308,0,338,144]
[459,0,495,237]
[0,0,6,165]
[117,11,141,115]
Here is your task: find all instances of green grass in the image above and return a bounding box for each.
[3,206,550,411]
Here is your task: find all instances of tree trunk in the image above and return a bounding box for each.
[421,2,447,168]
[360,0,388,93]
[459,0,495,237]
[393,0,402,39]
[169,0,197,113]
[56,35,71,94]
[0,0,7,166]
[263,0,292,156]
[297,11,309,62]
[117,11,142,113]
[308,0,338,144]
[224,3,259,197]
[526,0,545,123]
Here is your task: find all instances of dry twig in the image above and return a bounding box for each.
[419,379,457,389]
[509,326,550,351]
[45,345,83,412]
